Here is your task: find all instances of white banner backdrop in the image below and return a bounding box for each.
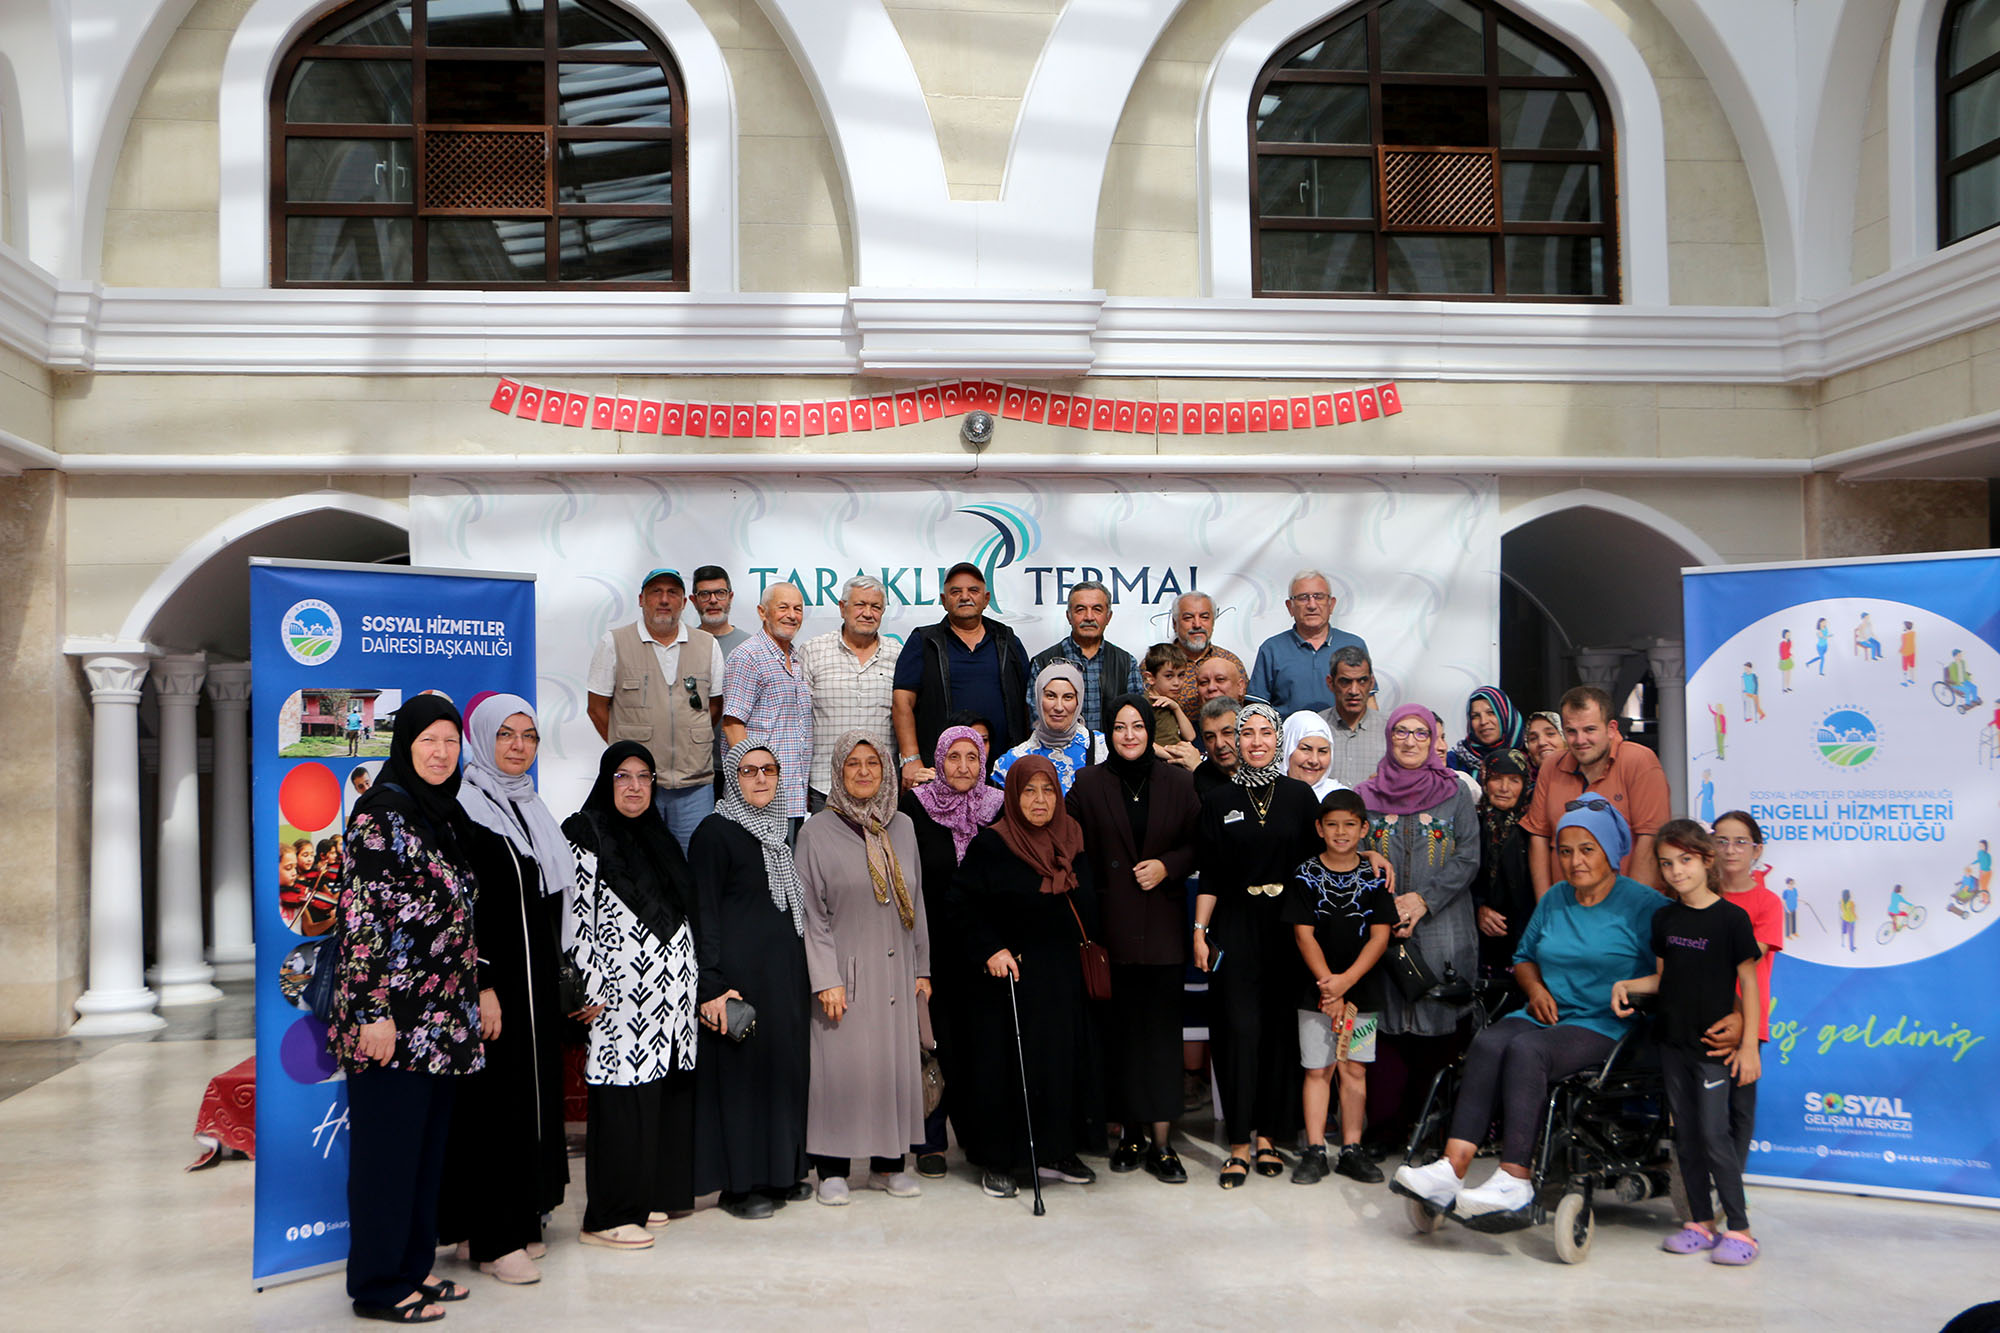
[409,474,1498,813]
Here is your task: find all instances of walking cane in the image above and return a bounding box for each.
[1006,973,1046,1216]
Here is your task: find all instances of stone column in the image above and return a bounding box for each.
[1645,638,1688,817]
[205,662,254,981]
[150,653,222,1006]
[1572,648,1627,696]
[72,652,167,1035]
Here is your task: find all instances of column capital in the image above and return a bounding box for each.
[204,661,252,708]
[1643,637,1685,688]
[152,652,208,702]
[1572,647,1629,691]
[79,651,152,703]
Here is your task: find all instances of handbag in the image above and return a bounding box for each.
[1067,897,1112,1002]
[555,951,587,1016]
[1387,938,1440,1002]
[723,995,758,1042]
[920,1048,946,1116]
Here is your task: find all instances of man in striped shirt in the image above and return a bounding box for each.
[800,576,901,812]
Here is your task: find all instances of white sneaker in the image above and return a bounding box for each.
[816,1175,852,1206]
[1390,1158,1463,1210]
[866,1170,923,1198]
[1453,1169,1534,1218]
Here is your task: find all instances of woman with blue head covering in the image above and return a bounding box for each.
[1391,798,1663,1231]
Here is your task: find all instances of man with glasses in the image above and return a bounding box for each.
[689,565,750,658]
[1519,685,1669,896]
[587,566,726,851]
[1247,570,1368,714]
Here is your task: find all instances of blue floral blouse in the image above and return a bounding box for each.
[990,730,1105,795]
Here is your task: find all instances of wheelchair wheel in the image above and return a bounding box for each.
[1405,1194,1443,1235]
[1933,681,1956,708]
[1552,1190,1594,1264]
[1974,891,1991,914]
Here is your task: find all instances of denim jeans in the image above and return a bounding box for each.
[654,782,716,855]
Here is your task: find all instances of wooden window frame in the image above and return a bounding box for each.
[1249,0,1620,302]
[1939,0,2000,248]
[271,0,689,289]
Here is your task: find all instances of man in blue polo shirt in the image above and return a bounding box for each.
[1247,569,1367,714]
[893,562,1031,788]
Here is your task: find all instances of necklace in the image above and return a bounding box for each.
[1246,784,1275,825]
[1118,772,1147,804]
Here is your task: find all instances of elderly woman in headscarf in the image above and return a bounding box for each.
[327,694,481,1322]
[689,739,812,1220]
[1523,709,1566,771]
[991,661,1103,794]
[1447,686,1524,783]
[1282,709,1345,799]
[1392,801,1661,1228]
[899,723,1004,1176]
[561,740,698,1253]
[1357,704,1481,1146]
[795,732,932,1203]
[438,695,574,1282]
[1191,700,1322,1188]
[1472,747,1537,1012]
[948,755,1102,1200]
[1069,694,1202,1184]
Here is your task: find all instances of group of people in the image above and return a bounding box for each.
[321,563,1777,1322]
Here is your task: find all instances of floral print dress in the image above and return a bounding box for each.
[1362,788,1480,1037]
[328,804,484,1077]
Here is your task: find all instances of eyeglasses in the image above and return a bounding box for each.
[1390,727,1431,742]
[1564,797,1613,814]
[1715,837,1758,849]
[737,763,780,780]
[1290,592,1332,604]
[692,589,730,602]
[611,771,655,787]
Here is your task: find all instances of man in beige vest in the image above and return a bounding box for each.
[587,566,726,851]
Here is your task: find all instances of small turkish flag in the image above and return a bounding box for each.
[656,402,681,436]
[1356,387,1380,420]
[1266,398,1289,431]
[848,398,873,431]
[731,403,755,437]
[1202,402,1225,433]
[636,400,662,433]
[779,403,803,436]
[705,404,731,438]
[982,383,1007,412]
[591,396,616,430]
[684,403,709,437]
[1312,394,1335,426]
[1160,403,1184,435]
[802,402,825,436]
[515,384,544,419]
[1024,390,1049,424]
[563,394,589,427]
[754,402,779,437]
[1114,400,1137,432]
[941,382,966,415]
[919,386,943,421]
[1378,382,1404,415]
[827,400,850,433]
[872,396,897,430]
[490,378,520,414]
[615,398,639,431]
[1135,402,1158,434]
[1333,392,1358,424]
[1245,400,1268,432]
[1224,402,1246,432]
[540,390,568,425]
[1002,386,1027,421]
[1048,395,1072,428]
[1092,399,1116,432]
[893,392,919,426]
[1173,403,1199,435]
[1290,396,1313,429]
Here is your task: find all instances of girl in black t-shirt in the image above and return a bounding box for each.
[1612,819,1762,1266]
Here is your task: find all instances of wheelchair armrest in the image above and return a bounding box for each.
[1589,1019,1649,1090]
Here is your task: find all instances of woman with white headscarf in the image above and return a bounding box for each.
[1282,710,1345,800]
[437,694,574,1284]
[990,661,1104,794]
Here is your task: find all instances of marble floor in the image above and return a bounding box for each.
[1,1016,1995,1331]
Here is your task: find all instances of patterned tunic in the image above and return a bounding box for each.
[1361,787,1480,1037]
[570,843,699,1086]
[990,729,1104,795]
[328,805,483,1076]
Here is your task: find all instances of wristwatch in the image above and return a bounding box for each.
[899,754,921,768]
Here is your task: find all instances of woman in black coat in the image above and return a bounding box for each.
[1472,747,1536,1016]
[689,741,812,1220]
[1068,695,1200,1183]
[947,756,1101,1200]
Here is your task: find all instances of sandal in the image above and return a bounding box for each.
[1218,1156,1251,1189]
[1253,1147,1287,1178]
[353,1296,445,1324]
[419,1279,470,1303]
[1710,1235,1760,1266]
[1662,1223,1719,1254]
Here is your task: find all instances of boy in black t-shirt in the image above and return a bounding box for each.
[1283,789,1395,1185]
[1614,819,1763,1266]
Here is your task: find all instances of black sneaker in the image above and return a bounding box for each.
[1335,1144,1386,1184]
[719,1192,775,1220]
[1291,1144,1330,1185]
[980,1169,1018,1199]
[1145,1147,1188,1184]
[1109,1138,1147,1173]
[916,1152,949,1178]
[1038,1154,1097,1185]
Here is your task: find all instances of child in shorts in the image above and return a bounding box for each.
[1282,789,1394,1185]
[1142,643,1199,761]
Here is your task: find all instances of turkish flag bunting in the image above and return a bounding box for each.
[656,402,681,435]
[540,390,568,424]
[490,378,520,414]
[615,398,639,431]
[708,404,733,438]
[941,382,966,415]
[892,392,919,426]
[1048,395,1072,427]
[1068,395,1092,426]
[591,396,616,430]
[1287,397,1310,429]
[1024,390,1049,424]
[1114,400,1137,432]
[514,384,544,419]
[979,383,1005,412]
[636,400,662,433]
[1356,387,1380,420]
[802,402,825,436]
[1092,399,1117,431]
[779,403,803,437]
[1202,402,1225,433]
[563,395,589,427]
[870,396,896,429]
[1002,386,1027,421]
[1312,394,1335,426]
[1378,382,1404,415]
[1245,400,1268,432]
[849,398,873,431]
[1268,398,1291,430]
[1135,402,1158,434]
[685,404,709,437]
[827,400,850,434]
[1224,402,1247,432]
[919,387,943,421]
[731,404,755,437]
[1333,391,1358,424]
[753,403,778,437]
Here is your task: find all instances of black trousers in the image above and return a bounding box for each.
[1661,1046,1750,1232]
[1729,1041,1761,1170]
[1108,963,1185,1128]
[346,1066,455,1308]
[810,1153,905,1177]
[1208,962,1302,1146]
[583,1073,694,1233]
[1448,1017,1613,1168]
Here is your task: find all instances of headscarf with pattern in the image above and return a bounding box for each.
[823,732,915,931]
[459,694,578,948]
[716,738,804,935]
[913,725,1003,863]
[1229,701,1287,789]
[1448,685,1524,779]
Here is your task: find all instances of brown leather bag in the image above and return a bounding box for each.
[1068,897,1112,1002]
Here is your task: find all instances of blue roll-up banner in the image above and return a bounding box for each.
[250,559,537,1284]
[1683,548,2000,1207]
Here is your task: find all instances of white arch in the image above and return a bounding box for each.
[216,0,737,291]
[1794,0,1898,300]
[72,0,199,282]
[1498,487,1723,566]
[1888,0,1951,270]
[117,490,410,644]
[1198,0,1671,304]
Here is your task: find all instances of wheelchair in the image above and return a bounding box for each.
[1397,994,1673,1264]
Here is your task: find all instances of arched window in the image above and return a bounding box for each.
[1941,0,2000,246]
[1251,0,1617,300]
[272,0,687,288]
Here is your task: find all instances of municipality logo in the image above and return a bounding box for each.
[956,503,1041,610]
[1814,705,1878,769]
[282,599,341,666]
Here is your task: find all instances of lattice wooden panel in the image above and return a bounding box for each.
[423,130,548,212]
[1380,149,1497,231]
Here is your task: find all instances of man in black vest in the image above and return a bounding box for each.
[1027,579,1142,737]
[893,562,1031,788]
